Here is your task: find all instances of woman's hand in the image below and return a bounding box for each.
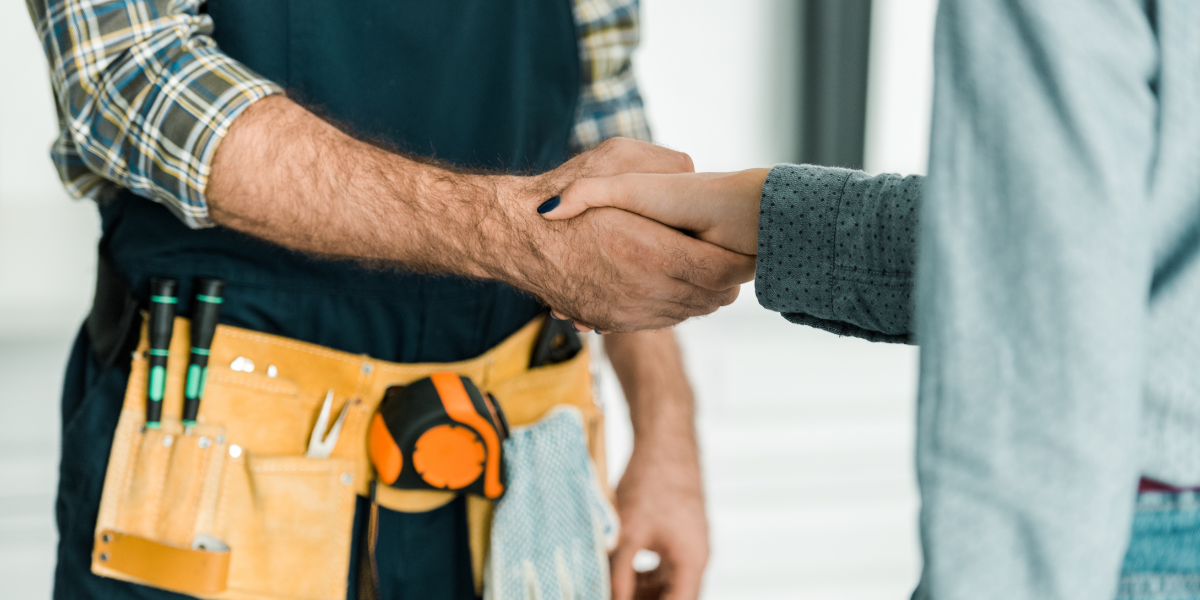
[538,168,770,257]
[538,168,767,332]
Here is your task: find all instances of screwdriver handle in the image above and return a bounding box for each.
[182,278,225,427]
[145,278,178,429]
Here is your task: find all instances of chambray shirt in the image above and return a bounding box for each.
[757,1,1200,598]
[26,0,651,228]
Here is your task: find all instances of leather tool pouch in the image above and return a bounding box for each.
[93,319,358,599]
[92,315,603,600]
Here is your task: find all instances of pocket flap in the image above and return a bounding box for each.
[94,529,231,595]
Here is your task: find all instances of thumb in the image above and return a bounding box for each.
[538,177,623,220]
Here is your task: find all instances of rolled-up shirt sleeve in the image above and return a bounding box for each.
[568,0,652,151]
[755,163,924,344]
[27,0,282,228]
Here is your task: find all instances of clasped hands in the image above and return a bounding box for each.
[520,137,767,333]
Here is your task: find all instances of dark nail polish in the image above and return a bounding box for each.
[537,196,561,214]
[572,323,580,332]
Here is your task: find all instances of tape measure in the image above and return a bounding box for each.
[368,373,509,499]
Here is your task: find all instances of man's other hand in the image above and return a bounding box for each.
[604,330,709,600]
[612,442,709,600]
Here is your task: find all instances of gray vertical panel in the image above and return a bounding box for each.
[797,0,873,169]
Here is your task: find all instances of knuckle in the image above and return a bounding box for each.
[678,152,696,173]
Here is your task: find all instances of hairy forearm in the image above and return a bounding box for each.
[206,96,747,331]
[604,330,699,462]
[207,95,550,282]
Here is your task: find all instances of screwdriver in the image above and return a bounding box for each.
[182,278,225,431]
[145,278,178,429]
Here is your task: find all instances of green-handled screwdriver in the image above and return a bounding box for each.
[182,278,225,432]
[145,278,178,429]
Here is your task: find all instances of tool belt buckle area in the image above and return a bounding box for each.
[91,314,604,600]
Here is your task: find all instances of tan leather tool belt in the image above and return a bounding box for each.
[92,315,604,599]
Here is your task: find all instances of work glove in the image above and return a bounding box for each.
[485,406,618,600]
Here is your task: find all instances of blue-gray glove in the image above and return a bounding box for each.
[485,406,618,600]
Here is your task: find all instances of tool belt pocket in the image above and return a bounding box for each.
[93,319,358,600]
[216,453,356,599]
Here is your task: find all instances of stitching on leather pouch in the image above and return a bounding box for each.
[249,463,340,474]
[213,460,235,548]
[194,444,213,535]
[207,371,297,395]
[221,329,364,364]
[116,416,144,533]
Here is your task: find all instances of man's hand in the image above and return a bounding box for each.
[605,331,709,600]
[544,169,771,257]
[207,97,752,332]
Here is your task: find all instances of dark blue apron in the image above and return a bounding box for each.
[54,0,580,597]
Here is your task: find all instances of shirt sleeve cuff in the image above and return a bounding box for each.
[754,163,854,318]
[151,54,283,229]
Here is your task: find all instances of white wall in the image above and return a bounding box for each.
[0,0,100,341]
[636,0,801,173]
[864,0,938,175]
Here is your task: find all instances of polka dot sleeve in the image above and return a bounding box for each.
[755,164,924,344]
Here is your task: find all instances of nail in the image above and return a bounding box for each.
[572,323,580,332]
[537,196,561,214]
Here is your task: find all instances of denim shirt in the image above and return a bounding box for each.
[755,1,1200,598]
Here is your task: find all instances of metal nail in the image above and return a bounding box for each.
[229,444,242,458]
[199,436,212,449]
[101,533,111,544]
[361,363,374,375]
[99,553,109,562]
[216,435,225,445]
[162,434,174,448]
[340,473,353,486]
[267,365,278,378]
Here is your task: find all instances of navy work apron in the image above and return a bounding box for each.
[53,0,580,598]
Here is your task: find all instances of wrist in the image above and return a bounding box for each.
[466,172,561,287]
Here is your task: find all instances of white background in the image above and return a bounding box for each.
[0,0,937,597]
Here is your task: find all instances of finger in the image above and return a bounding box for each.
[540,177,611,220]
[664,235,757,291]
[592,138,695,178]
[610,543,639,600]
[547,174,705,230]
[633,569,668,600]
[662,559,705,600]
[720,284,741,307]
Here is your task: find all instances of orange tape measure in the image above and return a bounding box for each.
[368,373,508,499]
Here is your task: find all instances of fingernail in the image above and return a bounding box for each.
[537,196,561,214]
[572,323,580,332]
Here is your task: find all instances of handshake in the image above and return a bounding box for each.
[503,138,770,333]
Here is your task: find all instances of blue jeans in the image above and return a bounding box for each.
[1118,491,1200,599]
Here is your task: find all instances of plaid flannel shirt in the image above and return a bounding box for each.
[27,0,651,229]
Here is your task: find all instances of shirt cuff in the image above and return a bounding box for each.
[754,163,855,319]
[136,51,283,228]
